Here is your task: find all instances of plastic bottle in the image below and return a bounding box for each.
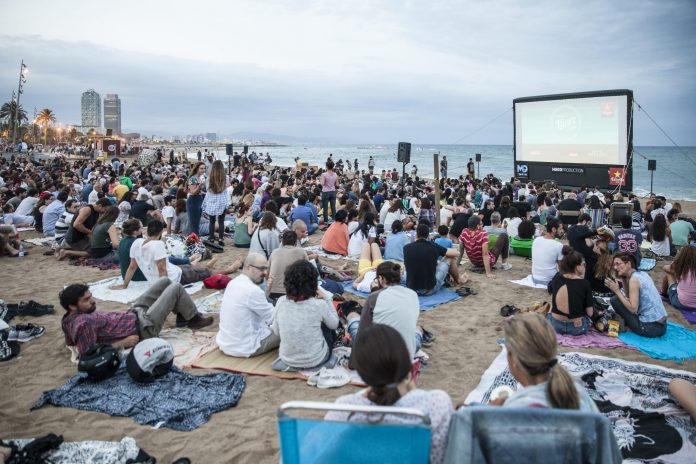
[18,244,25,257]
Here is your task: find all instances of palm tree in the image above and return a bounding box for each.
[0,101,28,128]
[36,108,56,145]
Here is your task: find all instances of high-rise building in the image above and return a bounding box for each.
[81,89,101,130]
[104,93,122,135]
[205,132,217,142]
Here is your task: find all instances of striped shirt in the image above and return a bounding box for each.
[459,228,494,266]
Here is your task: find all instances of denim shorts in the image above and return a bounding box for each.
[547,313,590,336]
[668,283,696,311]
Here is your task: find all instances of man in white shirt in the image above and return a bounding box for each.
[161,195,176,235]
[14,189,39,216]
[216,253,280,357]
[531,217,565,285]
[115,220,240,289]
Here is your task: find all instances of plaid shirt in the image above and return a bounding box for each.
[62,311,138,354]
[418,208,435,231]
[202,191,229,216]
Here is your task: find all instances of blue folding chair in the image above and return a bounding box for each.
[278,400,431,464]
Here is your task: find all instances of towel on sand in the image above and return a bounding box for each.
[194,291,223,314]
[341,280,461,310]
[88,277,204,304]
[676,308,696,324]
[556,327,637,350]
[508,275,548,289]
[304,245,358,261]
[619,321,696,362]
[4,437,148,464]
[33,366,245,431]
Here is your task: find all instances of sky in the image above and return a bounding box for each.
[1,0,695,144]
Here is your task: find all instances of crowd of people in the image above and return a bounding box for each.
[2,149,696,463]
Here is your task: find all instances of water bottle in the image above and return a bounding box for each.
[18,244,25,257]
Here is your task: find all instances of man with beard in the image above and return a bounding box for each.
[60,278,213,355]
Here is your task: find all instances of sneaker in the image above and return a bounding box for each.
[501,263,513,271]
[18,301,55,317]
[175,314,188,328]
[306,367,326,387]
[187,313,214,330]
[0,300,18,323]
[421,327,436,346]
[8,323,46,342]
[317,367,351,389]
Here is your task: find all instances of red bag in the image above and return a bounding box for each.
[203,274,232,289]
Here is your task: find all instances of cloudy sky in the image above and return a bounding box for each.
[1,0,694,144]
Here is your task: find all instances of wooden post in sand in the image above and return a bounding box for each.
[433,152,441,227]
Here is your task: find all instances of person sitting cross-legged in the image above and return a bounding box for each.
[605,252,668,338]
[459,215,511,278]
[216,252,279,357]
[531,217,564,286]
[661,244,696,311]
[271,260,339,369]
[288,194,319,235]
[60,278,213,355]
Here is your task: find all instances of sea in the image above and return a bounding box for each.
[187,145,696,201]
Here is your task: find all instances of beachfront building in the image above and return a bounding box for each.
[80,89,101,131]
[104,93,122,135]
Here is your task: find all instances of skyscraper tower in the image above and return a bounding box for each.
[81,89,101,130]
[104,93,121,135]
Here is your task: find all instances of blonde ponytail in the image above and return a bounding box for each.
[504,313,581,410]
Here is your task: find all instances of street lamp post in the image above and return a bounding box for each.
[11,60,28,147]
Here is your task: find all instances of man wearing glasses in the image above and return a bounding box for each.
[216,253,280,357]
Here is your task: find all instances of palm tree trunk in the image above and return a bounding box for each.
[44,124,48,145]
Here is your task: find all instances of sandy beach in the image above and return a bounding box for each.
[2,200,695,463]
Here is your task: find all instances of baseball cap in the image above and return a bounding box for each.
[39,191,51,199]
[126,338,174,382]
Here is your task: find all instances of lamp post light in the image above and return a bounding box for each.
[11,60,28,147]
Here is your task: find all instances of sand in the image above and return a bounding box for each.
[3,201,696,463]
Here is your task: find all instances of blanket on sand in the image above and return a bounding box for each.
[341,280,461,311]
[676,308,696,324]
[508,275,548,289]
[466,348,696,464]
[194,291,223,314]
[159,327,217,368]
[556,327,637,351]
[3,437,148,464]
[33,366,246,431]
[618,322,696,362]
[88,277,204,304]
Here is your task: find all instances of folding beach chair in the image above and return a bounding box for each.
[443,406,622,464]
[278,400,431,464]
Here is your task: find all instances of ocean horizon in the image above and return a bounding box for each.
[189,144,696,201]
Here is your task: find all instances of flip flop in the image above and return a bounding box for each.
[500,305,522,317]
[456,287,477,297]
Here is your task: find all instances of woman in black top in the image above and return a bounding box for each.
[547,247,595,336]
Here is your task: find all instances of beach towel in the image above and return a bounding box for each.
[22,236,56,246]
[638,257,657,271]
[466,348,696,463]
[194,291,223,314]
[16,227,35,232]
[305,245,358,261]
[69,257,120,271]
[88,277,204,304]
[556,327,637,351]
[33,366,246,431]
[618,322,696,361]
[192,346,365,386]
[159,327,217,368]
[508,275,548,289]
[3,437,149,464]
[341,281,461,311]
[676,308,696,324]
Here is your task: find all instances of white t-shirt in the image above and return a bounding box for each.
[162,205,176,221]
[348,227,376,257]
[129,238,182,284]
[531,236,564,284]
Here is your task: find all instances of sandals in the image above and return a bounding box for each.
[500,305,522,317]
[456,287,477,298]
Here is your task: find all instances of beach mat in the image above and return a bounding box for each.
[159,328,217,369]
[304,245,358,261]
[508,275,548,289]
[676,308,696,324]
[556,327,637,351]
[193,347,365,386]
[466,348,696,463]
[619,321,696,362]
[341,281,460,311]
[22,236,56,246]
[88,277,204,304]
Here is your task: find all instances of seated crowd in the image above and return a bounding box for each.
[3,152,696,463]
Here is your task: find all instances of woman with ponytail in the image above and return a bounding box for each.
[325,324,453,464]
[498,312,598,411]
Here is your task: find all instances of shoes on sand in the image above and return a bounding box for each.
[501,263,513,270]
[187,313,214,330]
[17,301,55,317]
[306,367,351,389]
[8,323,45,342]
